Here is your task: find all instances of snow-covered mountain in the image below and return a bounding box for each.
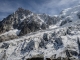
[0,5,80,60]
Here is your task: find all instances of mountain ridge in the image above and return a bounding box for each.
[0,7,60,42]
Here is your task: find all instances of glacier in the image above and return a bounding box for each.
[0,5,80,60]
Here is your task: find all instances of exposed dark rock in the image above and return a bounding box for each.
[66,49,78,58]
[77,12,80,19]
[19,25,31,36]
[60,17,72,26]
[27,57,74,60]
[1,43,9,49]
[18,20,41,36]
[46,58,51,60]
[0,8,32,34]
[51,32,56,37]
[43,33,48,41]
[27,57,44,60]
[41,23,48,29]
[54,37,63,49]
[66,28,71,35]
[77,37,80,57]
[39,33,50,49]
[66,49,72,57]
[21,40,34,54]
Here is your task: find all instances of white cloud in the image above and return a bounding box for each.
[0,0,80,20]
[31,0,80,15]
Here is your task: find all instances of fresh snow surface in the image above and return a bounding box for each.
[49,20,62,29]
[0,29,20,36]
[49,25,58,29]
[0,26,80,60]
[60,5,80,22]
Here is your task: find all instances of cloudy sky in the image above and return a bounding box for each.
[0,0,80,20]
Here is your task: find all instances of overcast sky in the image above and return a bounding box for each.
[0,0,80,20]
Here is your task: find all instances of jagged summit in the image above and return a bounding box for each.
[17,7,26,11]
[15,7,32,16]
[0,5,80,60]
[0,7,59,41]
[16,7,25,12]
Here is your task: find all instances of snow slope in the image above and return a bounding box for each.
[0,25,80,60]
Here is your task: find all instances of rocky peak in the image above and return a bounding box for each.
[15,7,32,16]
[17,7,25,12]
[0,7,60,36]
